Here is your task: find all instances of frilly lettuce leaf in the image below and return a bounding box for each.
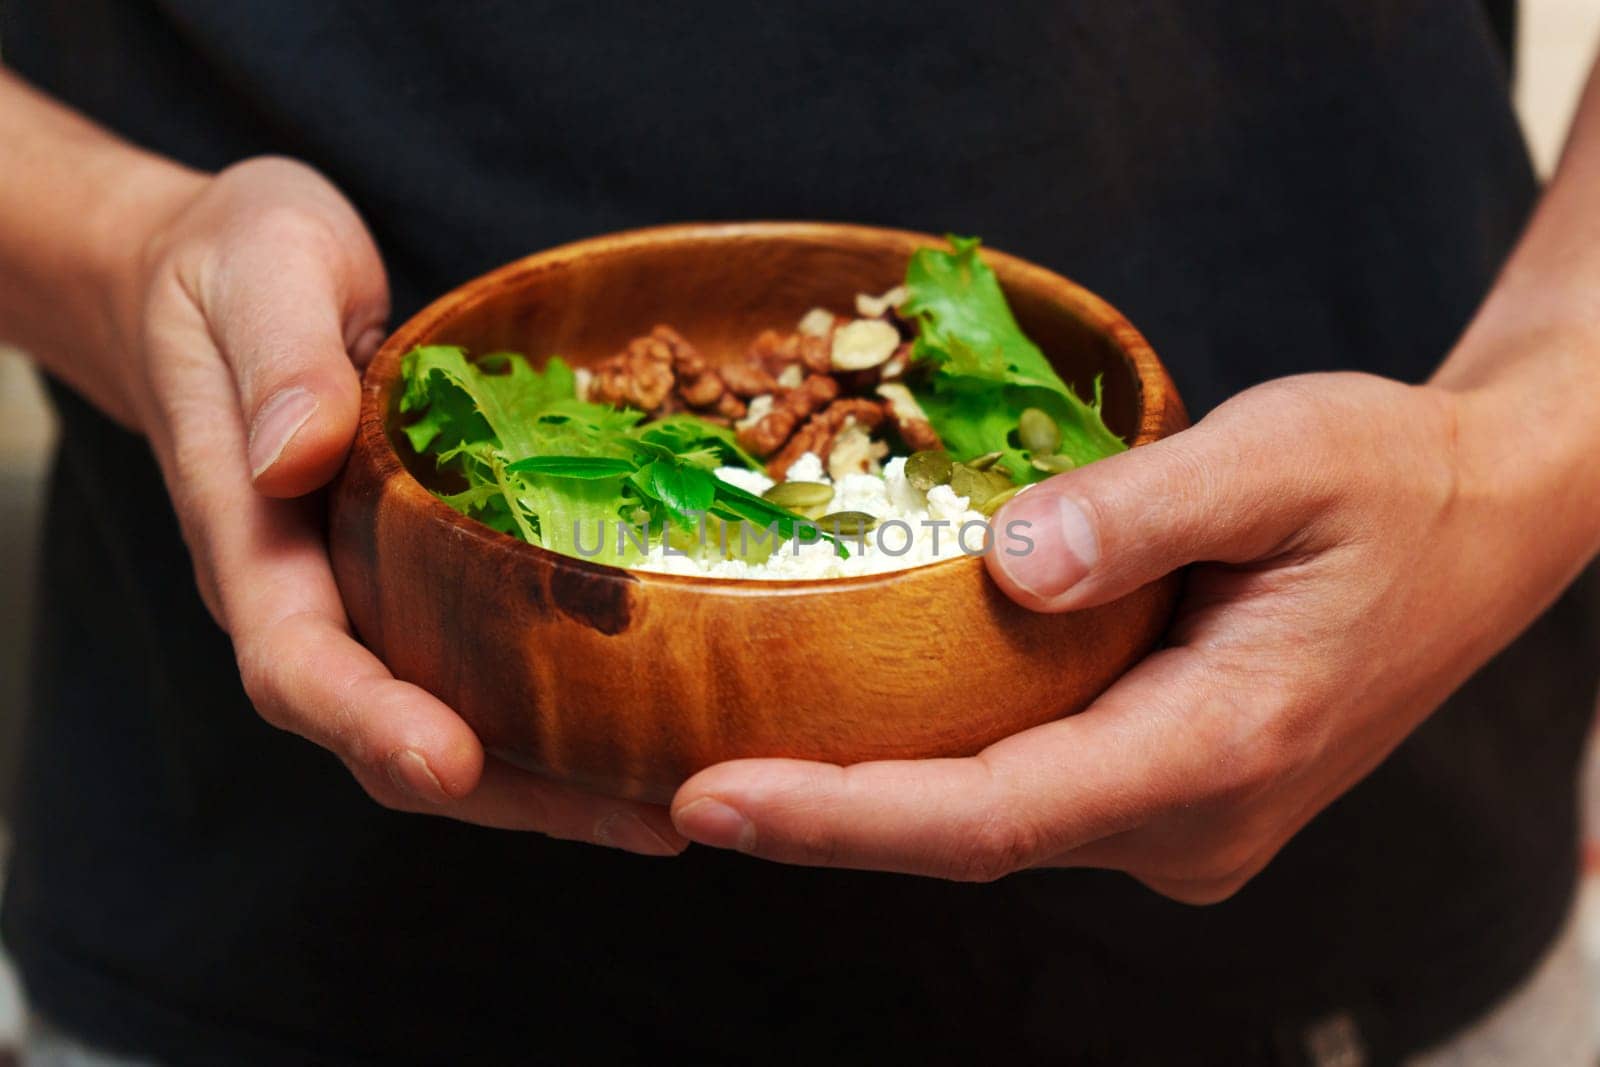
[903,235,1126,479]
[397,345,792,563]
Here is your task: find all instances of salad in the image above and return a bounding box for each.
[397,236,1126,579]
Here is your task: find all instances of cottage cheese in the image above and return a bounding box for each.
[634,453,1008,580]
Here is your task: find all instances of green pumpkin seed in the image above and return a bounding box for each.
[966,450,1005,471]
[949,464,997,508]
[951,461,1017,507]
[905,450,954,491]
[1019,408,1061,455]
[762,480,835,518]
[1030,453,1077,474]
[978,485,1023,517]
[817,510,879,536]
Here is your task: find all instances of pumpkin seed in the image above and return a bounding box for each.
[905,450,954,491]
[817,510,879,536]
[762,480,835,518]
[966,450,1004,471]
[978,485,1023,517]
[1030,453,1077,474]
[949,464,998,508]
[1018,408,1061,455]
[950,462,1018,507]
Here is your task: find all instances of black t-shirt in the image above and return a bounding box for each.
[4,2,1597,1063]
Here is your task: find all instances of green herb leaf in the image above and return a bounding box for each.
[635,413,763,469]
[710,476,847,558]
[505,456,640,479]
[632,459,718,532]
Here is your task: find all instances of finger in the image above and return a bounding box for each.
[143,305,489,801]
[235,591,488,801]
[185,473,679,856]
[1121,817,1296,906]
[986,377,1352,613]
[672,645,1249,880]
[201,198,388,497]
[145,308,679,854]
[356,759,685,856]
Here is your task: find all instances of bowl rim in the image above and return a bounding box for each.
[354,221,1180,593]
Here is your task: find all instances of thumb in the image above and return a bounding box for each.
[986,388,1337,612]
[203,205,389,498]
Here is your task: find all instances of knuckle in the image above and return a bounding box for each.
[188,560,226,629]
[234,638,285,730]
[1192,719,1278,810]
[246,203,343,260]
[1139,840,1268,906]
[1212,737,1279,809]
[1191,673,1313,810]
[346,758,417,814]
[949,811,1040,883]
[1186,831,1265,887]
[793,826,843,869]
[1157,872,1252,907]
[1103,437,1218,550]
[1151,813,1284,900]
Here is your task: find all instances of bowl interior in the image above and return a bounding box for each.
[376,224,1149,493]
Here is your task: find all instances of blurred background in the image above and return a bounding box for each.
[1,0,1598,1052]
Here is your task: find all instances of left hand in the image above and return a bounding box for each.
[670,371,1579,902]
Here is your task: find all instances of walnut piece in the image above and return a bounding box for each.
[590,324,763,416]
[749,327,831,376]
[876,382,943,451]
[827,423,891,481]
[590,318,931,477]
[588,326,683,411]
[678,370,724,408]
[769,398,887,480]
[735,373,839,458]
[736,393,775,432]
[718,361,779,398]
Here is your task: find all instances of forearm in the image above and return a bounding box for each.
[0,67,205,424]
[1430,56,1600,607]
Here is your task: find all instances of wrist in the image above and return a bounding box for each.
[89,152,209,362]
[1433,331,1600,602]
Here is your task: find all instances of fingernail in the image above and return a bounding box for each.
[386,748,448,804]
[595,811,683,857]
[997,491,1099,599]
[351,325,387,367]
[673,797,756,852]
[248,387,318,478]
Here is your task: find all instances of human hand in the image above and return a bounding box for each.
[671,372,1589,899]
[112,157,683,855]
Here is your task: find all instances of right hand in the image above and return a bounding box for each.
[107,156,684,856]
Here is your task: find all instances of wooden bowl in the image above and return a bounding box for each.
[329,223,1188,803]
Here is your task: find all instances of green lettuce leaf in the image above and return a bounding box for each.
[397,345,782,564]
[902,236,1126,479]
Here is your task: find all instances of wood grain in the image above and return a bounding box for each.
[329,223,1190,802]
